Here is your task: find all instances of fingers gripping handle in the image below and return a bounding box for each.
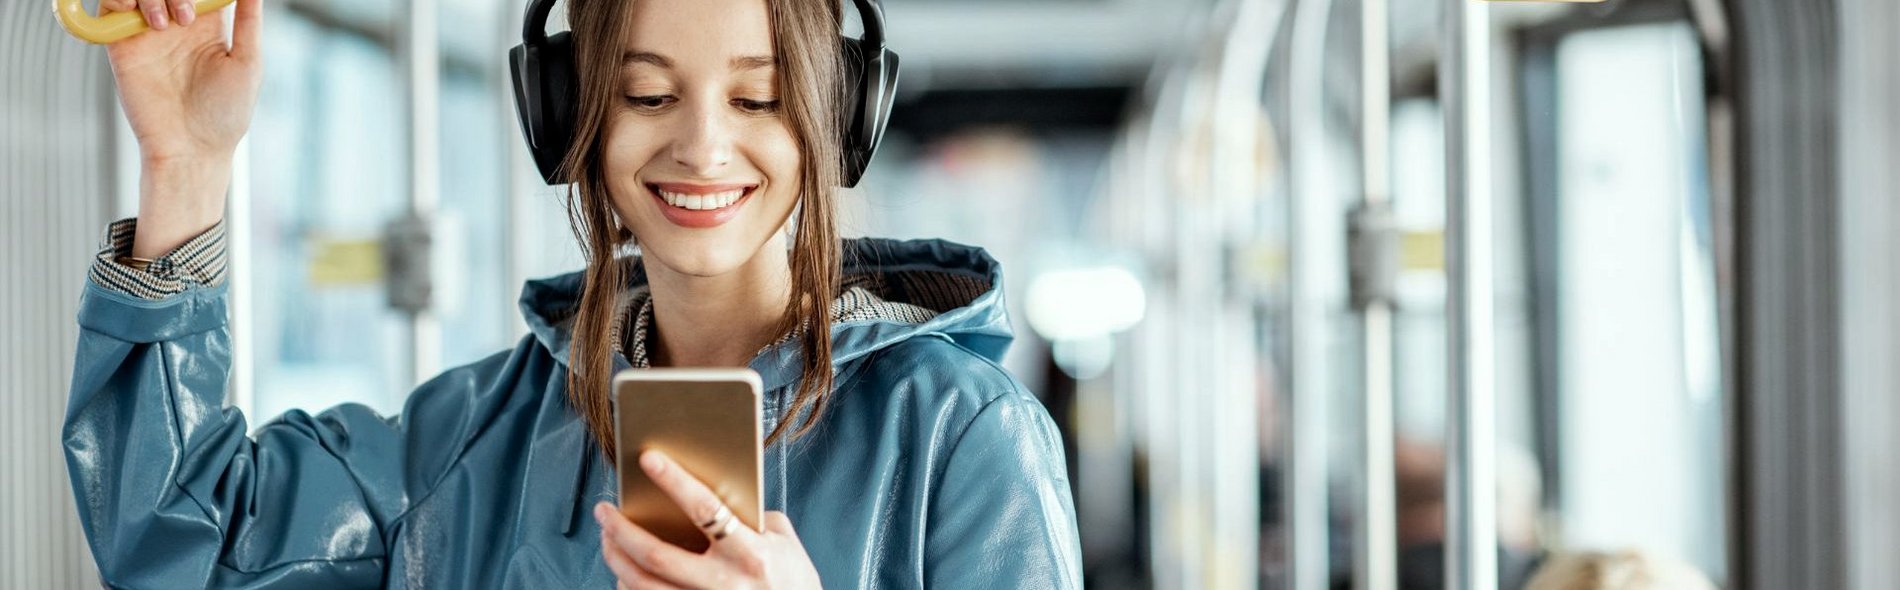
[54,0,237,44]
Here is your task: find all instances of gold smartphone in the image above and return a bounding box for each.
[612,368,763,553]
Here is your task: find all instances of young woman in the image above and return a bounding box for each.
[65,0,1083,587]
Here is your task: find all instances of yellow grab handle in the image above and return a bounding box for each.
[53,0,237,45]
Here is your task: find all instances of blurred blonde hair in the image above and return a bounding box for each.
[1525,550,1716,590]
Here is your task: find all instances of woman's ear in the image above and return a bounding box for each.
[611,212,636,245]
[780,201,802,241]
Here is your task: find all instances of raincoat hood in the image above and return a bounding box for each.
[517,237,1017,392]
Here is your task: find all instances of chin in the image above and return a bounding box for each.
[612,181,796,280]
[645,242,753,277]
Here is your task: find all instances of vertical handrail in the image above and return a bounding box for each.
[1288,0,1337,587]
[1354,0,1397,587]
[1210,0,1283,586]
[1440,1,1498,589]
[230,133,256,418]
[403,0,442,388]
[1136,47,1192,589]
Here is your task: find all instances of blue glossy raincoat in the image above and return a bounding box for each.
[63,237,1082,588]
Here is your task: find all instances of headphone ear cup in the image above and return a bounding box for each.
[509,32,579,184]
[840,37,872,187]
[839,38,897,188]
[870,49,899,159]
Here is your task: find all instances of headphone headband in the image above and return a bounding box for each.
[852,0,886,51]
[520,0,556,44]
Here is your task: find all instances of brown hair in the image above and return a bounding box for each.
[558,0,845,464]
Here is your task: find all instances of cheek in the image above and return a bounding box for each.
[601,118,661,209]
[602,118,649,174]
[751,125,803,194]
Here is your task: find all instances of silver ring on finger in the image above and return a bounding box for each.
[699,505,734,536]
[713,513,740,541]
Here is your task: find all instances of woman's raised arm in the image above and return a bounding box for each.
[98,0,261,259]
[63,3,415,586]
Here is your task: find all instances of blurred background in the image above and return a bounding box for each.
[4,0,1898,588]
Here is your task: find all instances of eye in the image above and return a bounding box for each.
[733,98,781,114]
[625,95,676,112]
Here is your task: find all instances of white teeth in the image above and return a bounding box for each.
[657,189,745,210]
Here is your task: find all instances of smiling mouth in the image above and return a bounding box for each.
[647,183,756,211]
[643,182,759,229]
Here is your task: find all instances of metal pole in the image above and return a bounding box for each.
[1354,0,1397,588]
[230,134,256,417]
[1209,0,1281,586]
[403,0,442,388]
[1289,0,1337,587]
[1137,47,1193,588]
[1440,1,1498,589]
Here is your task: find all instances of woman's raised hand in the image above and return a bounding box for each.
[594,451,825,589]
[103,0,261,163]
[99,0,263,258]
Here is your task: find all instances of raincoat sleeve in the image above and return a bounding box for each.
[924,391,1085,589]
[63,219,405,588]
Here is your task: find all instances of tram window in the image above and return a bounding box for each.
[248,13,411,420]
[435,0,520,377]
[1536,21,1727,584]
[244,3,519,421]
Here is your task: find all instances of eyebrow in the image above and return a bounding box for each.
[623,51,777,72]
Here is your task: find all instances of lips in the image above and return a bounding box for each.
[645,182,758,229]
[656,188,745,210]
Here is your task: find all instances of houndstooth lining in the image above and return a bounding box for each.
[89,218,230,300]
[613,274,952,368]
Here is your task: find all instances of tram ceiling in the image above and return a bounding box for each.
[881,0,1197,91]
[1384,0,1591,99]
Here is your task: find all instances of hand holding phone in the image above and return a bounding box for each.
[611,368,763,552]
[593,451,825,588]
[596,368,825,587]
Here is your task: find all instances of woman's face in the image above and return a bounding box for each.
[603,0,801,278]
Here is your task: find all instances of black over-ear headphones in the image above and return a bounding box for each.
[509,0,900,188]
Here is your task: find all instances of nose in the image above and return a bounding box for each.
[669,102,733,176]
